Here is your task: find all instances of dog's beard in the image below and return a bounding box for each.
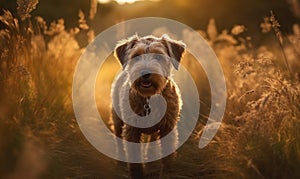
[131,74,167,97]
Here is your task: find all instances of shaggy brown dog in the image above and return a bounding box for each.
[111,34,185,178]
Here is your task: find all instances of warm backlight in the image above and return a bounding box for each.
[98,0,160,5]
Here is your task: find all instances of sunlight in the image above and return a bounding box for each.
[116,0,137,4]
[98,0,160,5]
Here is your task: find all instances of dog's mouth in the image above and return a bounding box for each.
[132,74,166,97]
[140,80,152,88]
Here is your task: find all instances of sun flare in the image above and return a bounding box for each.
[116,0,137,4]
[98,0,160,5]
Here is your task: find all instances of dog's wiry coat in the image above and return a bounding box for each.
[111,34,185,179]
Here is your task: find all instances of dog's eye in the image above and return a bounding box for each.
[153,54,164,61]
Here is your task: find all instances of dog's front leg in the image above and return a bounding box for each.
[159,126,178,178]
[122,125,144,179]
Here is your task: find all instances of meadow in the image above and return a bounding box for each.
[0,0,299,178]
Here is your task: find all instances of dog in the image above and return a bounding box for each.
[111,34,185,178]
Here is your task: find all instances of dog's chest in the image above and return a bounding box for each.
[129,96,150,117]
[127,82,181,134]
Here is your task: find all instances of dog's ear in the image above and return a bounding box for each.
[114,36,138,70]
[161,34,186,70]
[114,42,129,69]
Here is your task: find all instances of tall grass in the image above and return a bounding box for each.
[0,1,90,178]
[193,16,300,179]
[0,0,299,178]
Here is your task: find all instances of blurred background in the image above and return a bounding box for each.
[1,0,300,42]
[0,0,300,178]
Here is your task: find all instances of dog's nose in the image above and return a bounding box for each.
[142,73,151,79]
[141,70,151,79]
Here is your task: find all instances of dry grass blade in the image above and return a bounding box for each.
[46,19,65,35]
[17,0,39,21]
[78,10,89,30]
[87,30,95,43]
[207,18,218,42]
[0,10,19,33]
[270,11,283,45]
[89,0,98,20]
[270,11,293,79]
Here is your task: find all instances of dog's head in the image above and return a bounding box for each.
[114,34,186,97]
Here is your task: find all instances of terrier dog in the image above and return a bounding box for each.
[111,34,185,178]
